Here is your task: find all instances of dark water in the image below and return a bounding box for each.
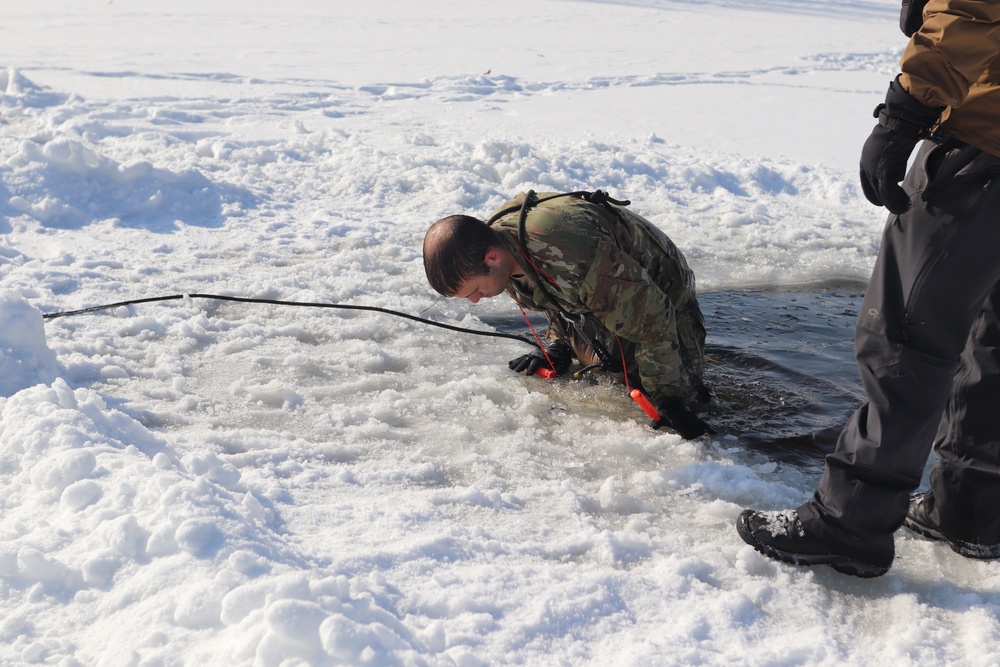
[698,283,865,470]
[486,282,867,472]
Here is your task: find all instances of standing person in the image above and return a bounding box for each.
[422,189,713,440]
[737,0,1000,577]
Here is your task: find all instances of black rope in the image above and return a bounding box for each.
[41,293,537,346]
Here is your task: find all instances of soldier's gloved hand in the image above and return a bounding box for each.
[652,397,715,440]
[508,342,573,376]
[859,76,944,215]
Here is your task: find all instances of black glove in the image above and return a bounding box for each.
[509,342,573,376]
[652,397,715,440]
[859,76,944,215]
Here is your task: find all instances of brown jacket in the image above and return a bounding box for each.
[900,0,1000,156]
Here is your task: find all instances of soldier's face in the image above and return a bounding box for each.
[452,265,507,304]
[451,246,514,303]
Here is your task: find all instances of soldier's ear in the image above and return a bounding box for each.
[483,247,501,266]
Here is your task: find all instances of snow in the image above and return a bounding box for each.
[2,0,999,665]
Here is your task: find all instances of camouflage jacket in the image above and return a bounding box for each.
[487,191,706,402]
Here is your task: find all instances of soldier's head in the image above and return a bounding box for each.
[423,215,516,303]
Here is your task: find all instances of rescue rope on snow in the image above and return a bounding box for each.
[41,292,672,422]
[40,293,538,346]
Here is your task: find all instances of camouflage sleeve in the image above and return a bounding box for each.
[543,312,570,345]
[578,237,685,400]
[514,205,595,347]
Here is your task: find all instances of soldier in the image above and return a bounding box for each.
[422,190,713,440]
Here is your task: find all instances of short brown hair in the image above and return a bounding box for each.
[423,215,499,295]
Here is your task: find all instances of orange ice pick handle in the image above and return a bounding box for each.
[534,367,557,378]
[630,389,661,420]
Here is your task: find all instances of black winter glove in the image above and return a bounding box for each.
[508,342,573,376]
[652,397,715,440]
[859,76,944,215]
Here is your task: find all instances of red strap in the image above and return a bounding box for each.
[618,334,661,420]
[516,245,561,291]
[517,304,556,373]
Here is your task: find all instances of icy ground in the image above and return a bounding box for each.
[1,0,999,665]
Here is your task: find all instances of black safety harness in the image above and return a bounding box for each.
[487,190,630,373]
[487,189,710,400]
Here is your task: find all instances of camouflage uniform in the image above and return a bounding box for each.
[487,191,706,403]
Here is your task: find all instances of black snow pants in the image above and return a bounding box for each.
[798,138,1000,565]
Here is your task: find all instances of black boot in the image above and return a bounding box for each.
[736,509,891,578]
[904,493,1000,559]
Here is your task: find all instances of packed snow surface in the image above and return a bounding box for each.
[1,0,999,665]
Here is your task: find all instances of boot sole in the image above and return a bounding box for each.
[737,512,889,578]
